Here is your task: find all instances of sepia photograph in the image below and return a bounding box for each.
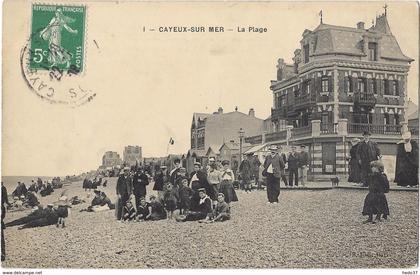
[1,0,419,272]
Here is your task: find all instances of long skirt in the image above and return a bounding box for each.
[362,192,389,216]
[219,180,238,203]
[266,174,280,203]
[348,159,361,183]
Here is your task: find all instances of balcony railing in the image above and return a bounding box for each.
[320,123,337,135]
[291,125,312,138]
[244,135,263,145]
[295,93,316,108]
[348,123,401,135]
[265,130,287,142]
[271,107,287,119]
[353,93,376,107]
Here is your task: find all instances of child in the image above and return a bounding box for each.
[123,201,136,221]
[136,197,152,221]
[177,188,212,222]
[219,160,238,205]
[212,193,231,222]
[178,178,193,215]
[362,160,390,224]
[56,195,71,228]
[149,195,167,220]
[163,183,179,219]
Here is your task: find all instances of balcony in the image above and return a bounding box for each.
[353,93,376,107]
[271,107,287,119]
[347,123,401,135]
[294,93,316,109]
[291,125,312,139]
[320,123,337,135]
[265,130,287,142]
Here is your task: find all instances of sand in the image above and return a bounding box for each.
[2,177,418,268]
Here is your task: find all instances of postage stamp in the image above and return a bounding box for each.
[30,4,86,73]
[20,3,95,107]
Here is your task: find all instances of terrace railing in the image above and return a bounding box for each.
[348,123,401,135]
[320,123,337,135]
[291,125,312,139]
[265,130,287,142]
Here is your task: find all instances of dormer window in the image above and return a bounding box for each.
[368,42,378,61]
[303,44,309,63]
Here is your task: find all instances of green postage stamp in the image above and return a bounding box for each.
[30,4,86,73]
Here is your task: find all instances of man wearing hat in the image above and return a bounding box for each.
[288,146,299,187]
[356,131,381,187]
[116,167,133,220]
[395,131,418,187]
[263,145,285,203]
[169,158,182,185]
[132,167,149,210]
[348,138,361,183]
[298,145,309,187]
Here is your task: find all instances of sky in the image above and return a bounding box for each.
[2,1,419,176]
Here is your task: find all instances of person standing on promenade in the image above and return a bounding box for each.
[116,167,133,220]
[356,131,381,187]
[348,138,361,183]
[287,146,299,187]
[395,131,419,187]
[251,154,261,189]
[263,145,285,204]
[298,145,309,187]
[278,146,289,186]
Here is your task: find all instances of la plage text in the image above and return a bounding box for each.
[157,26,268,33]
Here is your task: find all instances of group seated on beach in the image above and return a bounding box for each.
[119,188,230,223]
[80,190,114,212]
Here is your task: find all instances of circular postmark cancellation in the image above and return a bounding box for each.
[21,4,96,107]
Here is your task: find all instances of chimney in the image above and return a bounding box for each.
[357,21,365,30]
[276,58,285,81]
[248,108,255,117]
[217,107,223,114]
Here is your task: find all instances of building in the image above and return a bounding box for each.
[101,151,122,168]
[190,107,264,163]
[246,10,414,180]
[123,145,142,166]
[407,100,418,135]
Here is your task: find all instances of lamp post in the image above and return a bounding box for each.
[239,128,245,164]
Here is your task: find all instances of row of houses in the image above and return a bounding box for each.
[98,145,143,170]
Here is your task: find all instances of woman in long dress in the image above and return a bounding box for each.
[395,131,419,187]
[348,138,361,183]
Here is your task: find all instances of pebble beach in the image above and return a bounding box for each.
[2,177,418,269]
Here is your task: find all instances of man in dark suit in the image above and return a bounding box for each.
[132,167,149,209]
[356,131,381,187]
[288,146,299,187]
[116,167,133,220]
[263,145,285,203]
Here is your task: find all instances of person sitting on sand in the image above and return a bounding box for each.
[136,197,152,221]
[208,193,231,222]
[12,182,28,198]
[28,181,38,193]
[149,195,166,221]
[176,188,212,222]
[80,190,114,212]
[23,191,39,208]
[123,201,136,221]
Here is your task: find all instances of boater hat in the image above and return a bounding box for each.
[198,188,206,193]
[269,145,278,151]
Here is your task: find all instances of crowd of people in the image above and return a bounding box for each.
[114,158,236,223]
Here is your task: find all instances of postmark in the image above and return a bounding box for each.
[20,3,95,107]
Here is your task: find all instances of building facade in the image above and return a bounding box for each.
[190,107,264,159]
[101,151,122,168]
[246,11,414,180]
[123,145,142,166]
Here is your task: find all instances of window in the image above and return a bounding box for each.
[322,77,329,93]
[321,112,329,125]
[384,113,390,125]
[294,86,300,98]
[345,77,351,93]
[383,79,389,95]
[393,80,399,96]
[395,114,400,125]
[303,80,311,95]
[357,78,366,93]
[303,44,309,63]
[280,95,286,107]
[368,42,378,61]
[371,78,377,94]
